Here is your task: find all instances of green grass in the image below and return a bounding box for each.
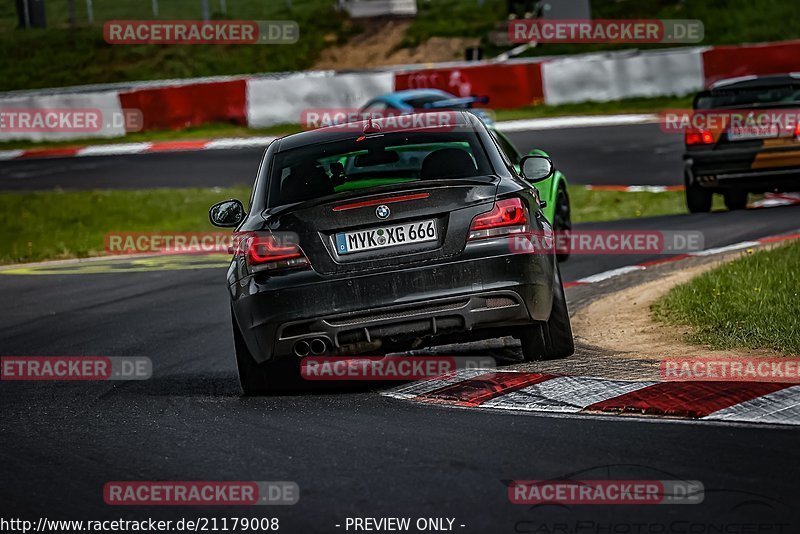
[0,0,354,91]
[0,0,333,30]
[0,184,706,265]
[493,95,692,122]
[407,0,800,58]
[1,94,690,151]
[652,240,800,354]
[401,0,506,48]
[0,187,250,264]
[592,0,800,46]
[568,186,725,223]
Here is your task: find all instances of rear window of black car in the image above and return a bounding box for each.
[696,86,800,109]
[266,130,493,207]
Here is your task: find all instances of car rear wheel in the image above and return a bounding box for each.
[723,190,749,211]
[519,267,574,361]
[685,172,712,213]
[232,312,303,395]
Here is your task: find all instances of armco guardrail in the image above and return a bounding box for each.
[247,71,394,128]
[2,39,800,141]
[542,47,707,105]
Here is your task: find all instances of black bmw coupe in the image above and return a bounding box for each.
[210,112,573,394]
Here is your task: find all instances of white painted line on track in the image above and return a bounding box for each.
[0,150,25,160]
[76,143,153,157]
[495,114,659,132]
[576,265,646,284]
[690,241,759,256]
[204,137,277,150]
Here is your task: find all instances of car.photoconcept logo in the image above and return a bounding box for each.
[376,205,391,219]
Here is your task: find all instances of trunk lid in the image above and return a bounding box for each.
[265,178,499,275]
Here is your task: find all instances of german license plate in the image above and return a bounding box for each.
[727,125,780,141]
[335,219,437,254]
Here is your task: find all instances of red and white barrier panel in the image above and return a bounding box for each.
[701,39,800,88]
[395,61,544,109]
[383,369,800,425]
[0,91,125,142]
[120,79,247,131]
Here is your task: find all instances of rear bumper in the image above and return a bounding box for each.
[273,290,530,359]
[685,148,800,191]
[230,239,555,362]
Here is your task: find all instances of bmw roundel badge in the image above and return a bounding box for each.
[376,205,391,219]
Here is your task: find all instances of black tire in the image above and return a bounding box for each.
[553,183,571,262]
[520,266,575,361]
[723,190,748,211]
[232,312,303,395]
[685,172,713,214]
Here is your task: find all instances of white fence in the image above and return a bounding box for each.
[339,0,417,18]
[247,71,394,128]
[542,47,707,105]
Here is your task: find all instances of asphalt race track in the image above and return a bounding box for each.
[0,123,681,190]
[2,123,799,532]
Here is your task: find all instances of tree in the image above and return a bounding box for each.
[15,0,47,28]
[67,0,76,28]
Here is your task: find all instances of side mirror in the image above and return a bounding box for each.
[519,155,554,183]
[209,199,245,228]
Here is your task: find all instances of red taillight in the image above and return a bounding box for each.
[795,122,800,138]
[468,198,529,241]
[685,128,714,145]
[245,235,309,271]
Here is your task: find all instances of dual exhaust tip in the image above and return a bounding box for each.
[293,338,328,357]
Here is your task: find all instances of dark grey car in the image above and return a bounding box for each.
[210,112,573,394]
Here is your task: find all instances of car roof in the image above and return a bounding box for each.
[710,73,800,91]
[275,110,478,151]
[373,89,456,105]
